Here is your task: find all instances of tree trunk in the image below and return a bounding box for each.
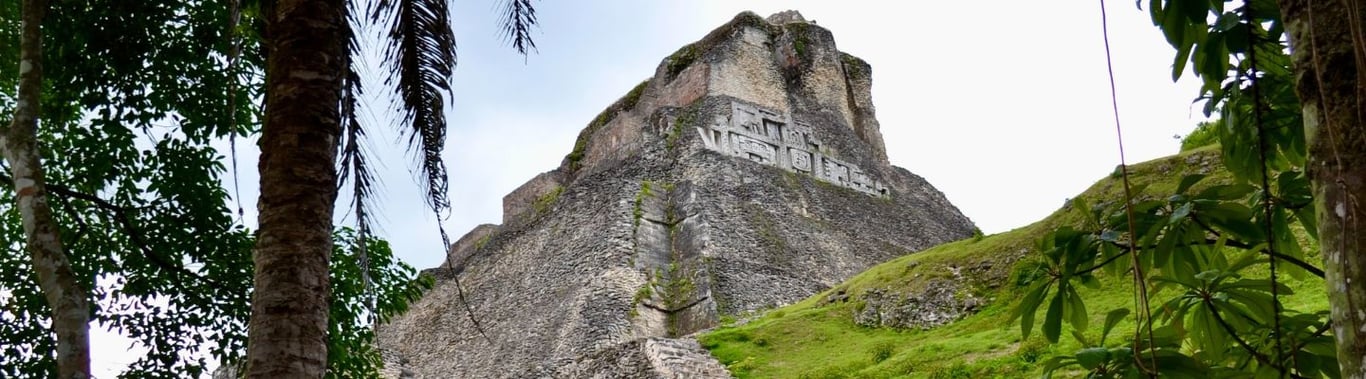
[1,0,91,378]
[243,0,345,377]
[1276,1,1366,377]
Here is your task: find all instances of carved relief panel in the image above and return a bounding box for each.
[733,134,778,165]
[692,101,889,197]
[789,148,813,172]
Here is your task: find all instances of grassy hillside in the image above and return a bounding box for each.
[699,147,1328,378]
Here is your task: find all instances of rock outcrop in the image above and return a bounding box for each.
[378,11,976,378]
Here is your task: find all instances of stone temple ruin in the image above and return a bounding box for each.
[378,10,976,378]
[700,101,888,196]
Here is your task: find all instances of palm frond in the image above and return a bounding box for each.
[497,0,539,55]
[371,0,455,222]
[362,0,541,343]
[338,3,377,314]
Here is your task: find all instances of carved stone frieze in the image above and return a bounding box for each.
[694,101,888,196]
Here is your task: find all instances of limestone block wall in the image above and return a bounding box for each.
[378,10,976,378]
[557,11,894,187]
[443,223,498,270]
[501,170,565,224]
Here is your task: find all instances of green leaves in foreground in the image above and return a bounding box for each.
[1012,171,1336,377]
[1010,227,1104,344]
[326,228,434,378]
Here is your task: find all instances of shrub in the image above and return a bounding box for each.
[1179,119,1220,152]
[869,341,896,363]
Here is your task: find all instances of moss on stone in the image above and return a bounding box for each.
[662,11,777,84]
[840,52,868,79]
[532,185,564,215]
[792,28,808,58]
[742,202,789,261]
[623,80,648,110]
[731,11,769,31]
[565,80,650,173]
[629,284,654,319]
[667,106,700,150]
[473,233,493,251]
[665,44,699,81]
[633,181,654,228]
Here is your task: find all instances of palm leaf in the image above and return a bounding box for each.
[497,0,539,54]
[365,0,540,344]
[371,0,455,224]
[338,0,378,315]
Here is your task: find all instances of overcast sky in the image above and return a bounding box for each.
[94,1,1208,375]
[363,0,1207,271]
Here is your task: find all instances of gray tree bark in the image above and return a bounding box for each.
[1276,0,1366,377]
[1,0,91,377]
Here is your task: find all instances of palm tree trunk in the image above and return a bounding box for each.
[1276,1,1366,377]
[1,0,91,377]
[244,0,346,377]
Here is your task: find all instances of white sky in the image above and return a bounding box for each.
[93,1,1208,375]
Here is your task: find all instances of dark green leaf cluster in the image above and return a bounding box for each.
[0,1,431,376]
[2,1,260,376]
[1015,171,1333,377]
[1016,1,1334,376]
[325,228,432,378]
[1146,0,1304,183]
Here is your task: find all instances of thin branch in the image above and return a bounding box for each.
[1096,0,1159,374]
[1290,320,1333,353]
[51,193,90,244]
[1061,217,1325,278]
[1076,241,1135,276]
[1188,215,1325,278]
[1206,297,1307,378]
[0,172,220,286]
[1241,3,1290,373]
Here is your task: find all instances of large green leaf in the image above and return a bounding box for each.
[1101,308,1130,345]
[1043,288,1066,343]
[1075,347,1110,370]
[1160,0,1189,45]
[1013,279,1053,339]
[1066,285,1089,332]
[1176,174,1208,194]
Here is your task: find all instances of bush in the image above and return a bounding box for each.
[869,341,896,363]
[1179,120,1220,152]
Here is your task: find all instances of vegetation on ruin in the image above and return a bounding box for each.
[700,147,1329,378]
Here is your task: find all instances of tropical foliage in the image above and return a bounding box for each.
[0,0,428,377]
[1013,1,1341,377]
[1178,120,1219,152]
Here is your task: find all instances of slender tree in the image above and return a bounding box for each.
[244,0,348,376]
[1274,1,1366,376]
[0,0,90,377]
[245,0,540,376]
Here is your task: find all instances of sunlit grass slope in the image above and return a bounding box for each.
[699,146,1328,379]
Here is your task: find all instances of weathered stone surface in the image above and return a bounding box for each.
[555,337,732,378]
[853,280,983,330]
[503,170,566,224]
[378,11,975,378]
[765,10,806,25]
[443,223,499,271]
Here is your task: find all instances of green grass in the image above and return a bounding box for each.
[699,147,1329,378]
